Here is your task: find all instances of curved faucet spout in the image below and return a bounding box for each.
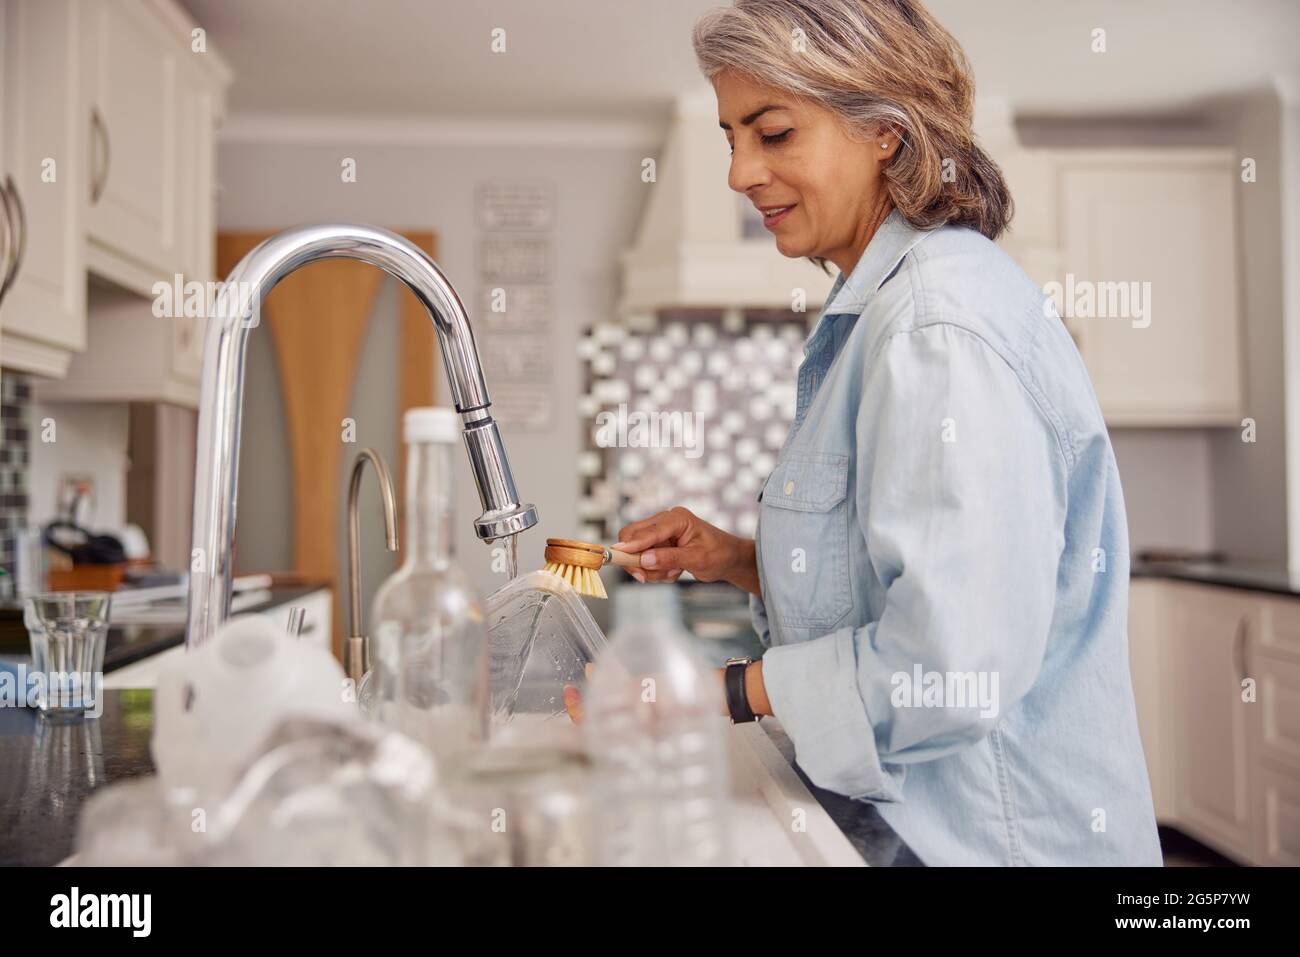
[186,224,538,649]
[345,448,397,683]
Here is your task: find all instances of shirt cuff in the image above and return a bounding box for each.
[761,625,905,802]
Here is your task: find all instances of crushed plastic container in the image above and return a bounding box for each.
[486,570,607,722]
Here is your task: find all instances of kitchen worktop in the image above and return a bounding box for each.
[0,586,326,674]
[0,689,920,867]
[1131,559,1300,599]
[103,586,326,671]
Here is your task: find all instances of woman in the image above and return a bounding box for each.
[611,0,1161,866]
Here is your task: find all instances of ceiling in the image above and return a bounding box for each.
[180,0,1300,121]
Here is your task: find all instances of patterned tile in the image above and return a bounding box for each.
[580,310,811,543]
[0,373,32,573]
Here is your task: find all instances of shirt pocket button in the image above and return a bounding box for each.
[784,480,795,495]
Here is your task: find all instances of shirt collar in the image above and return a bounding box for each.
[806,208,933,349]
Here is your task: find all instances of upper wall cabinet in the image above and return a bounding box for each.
[2,0,229,403]
[0,0,87,378]
[1052,150,1244,427]
[82,0,228,295]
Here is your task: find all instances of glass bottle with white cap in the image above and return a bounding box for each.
[368,407,490,766]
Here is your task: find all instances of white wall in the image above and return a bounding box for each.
[1109,430,1216,553]
[27,399,130,534]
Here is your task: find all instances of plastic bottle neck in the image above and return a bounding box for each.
[403,439,454,569]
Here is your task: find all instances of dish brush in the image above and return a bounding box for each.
[542,538,641,599]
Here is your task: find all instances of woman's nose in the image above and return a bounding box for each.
[728,144,771,195]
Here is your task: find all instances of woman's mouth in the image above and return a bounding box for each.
[761,204,796,228]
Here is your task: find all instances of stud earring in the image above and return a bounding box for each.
[880,141,889,149]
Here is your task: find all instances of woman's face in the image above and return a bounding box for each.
[715,70,894,276]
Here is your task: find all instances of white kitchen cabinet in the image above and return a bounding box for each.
[1132,580,1300,864]
[0,0,87,378]
[1253,763,1300,865]
[1251,596,1300,863]
[80,0,183,290]
[1127,579,1174,820]
[0,0,6,373]
[37,278,205,406]
[170,50,221,383]
[1164,582,1256,859]
[38,0,228,406]
[1054,150,1243,427]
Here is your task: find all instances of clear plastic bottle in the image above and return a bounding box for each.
[370,407,490,768]
[584,584,733,866]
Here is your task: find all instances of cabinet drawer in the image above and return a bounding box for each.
[1253,652,1300,771]
[1253,763,1300,866]
[1257,594,1300,664]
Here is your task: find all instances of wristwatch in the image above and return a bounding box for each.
[724,656,758,724]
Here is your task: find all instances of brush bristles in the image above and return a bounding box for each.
[543,561,608,599]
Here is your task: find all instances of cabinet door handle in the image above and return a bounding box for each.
[0,177,26,301]
[90,107,111,205]
[0,179,10,307]
[1233,616,1249,684]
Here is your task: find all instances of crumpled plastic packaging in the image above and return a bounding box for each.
[75,714,458,866]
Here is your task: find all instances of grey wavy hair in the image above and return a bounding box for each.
[693,0,1013,270]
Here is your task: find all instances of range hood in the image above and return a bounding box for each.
[618,88,837,317]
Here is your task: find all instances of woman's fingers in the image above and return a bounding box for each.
[563,684,583,724]
[564,664,595,724]
[617,508,692,553]
[640,545,694,572]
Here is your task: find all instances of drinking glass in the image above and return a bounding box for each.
[24,592,111,720]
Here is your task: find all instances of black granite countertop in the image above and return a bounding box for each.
[0,690,156,866]
[0,690,919,867]
[1131,559,1300,599]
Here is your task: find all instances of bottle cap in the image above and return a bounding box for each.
[404,407,460,444]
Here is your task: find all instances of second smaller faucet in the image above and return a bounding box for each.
[345,448,399,684]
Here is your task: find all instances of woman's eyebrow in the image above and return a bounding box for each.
[719,104,789,130]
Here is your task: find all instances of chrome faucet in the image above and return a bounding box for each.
[185,224,539,649]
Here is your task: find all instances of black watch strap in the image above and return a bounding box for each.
[725,657,757,724]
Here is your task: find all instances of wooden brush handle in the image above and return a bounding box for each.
[607,548,641,569]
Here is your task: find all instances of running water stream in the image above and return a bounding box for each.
[504,533,519,581]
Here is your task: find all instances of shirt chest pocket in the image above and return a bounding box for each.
[758,450,853,631]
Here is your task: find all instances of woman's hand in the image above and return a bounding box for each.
[615,507,762,596]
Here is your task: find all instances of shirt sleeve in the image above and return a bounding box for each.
[759,323,1068,801]
[749,592,771,648]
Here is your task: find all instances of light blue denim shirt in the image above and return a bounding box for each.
[751,209,1161,866]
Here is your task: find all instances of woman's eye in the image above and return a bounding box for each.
[728,129,792,154]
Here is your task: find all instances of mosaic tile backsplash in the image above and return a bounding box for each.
[0,373,32,576]
[579,310,812,545]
